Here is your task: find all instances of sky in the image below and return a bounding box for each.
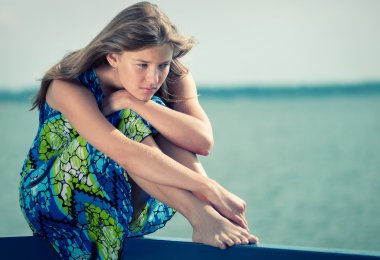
[0,0,379,90]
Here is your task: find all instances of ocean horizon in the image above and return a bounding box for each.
[1,82,380,102]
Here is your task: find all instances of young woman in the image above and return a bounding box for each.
[19,2,258,259]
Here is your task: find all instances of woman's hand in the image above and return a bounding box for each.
[102,89,137,116]
[203,179,249,231]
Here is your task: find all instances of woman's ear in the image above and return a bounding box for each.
[106,53,119,69]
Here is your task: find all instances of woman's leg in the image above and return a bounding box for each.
[111,107,257,248]
[154,134,208,202]
[127,136,257,249]
[154,134,207,177]
[129,133,208,220]
[154,134,249,229]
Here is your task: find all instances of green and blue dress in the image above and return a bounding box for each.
[19,68,175,259]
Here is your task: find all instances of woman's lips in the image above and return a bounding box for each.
[140,88,157,94]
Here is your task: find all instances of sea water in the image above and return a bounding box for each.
[0,92,379,252]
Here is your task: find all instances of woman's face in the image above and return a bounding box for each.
[111,44,173,101]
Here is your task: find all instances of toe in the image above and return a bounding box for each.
[217,240,227,250]
[224,237,235,247]
[248,234,259,244]
[239,236,249,244]
[232,236,241,245]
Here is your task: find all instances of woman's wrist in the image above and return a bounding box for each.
[117,90,141,111]
[126,95,139,111]
[127,94,149,114]
[118,90,131,110]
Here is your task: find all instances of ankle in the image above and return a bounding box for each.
[186,202,215,229]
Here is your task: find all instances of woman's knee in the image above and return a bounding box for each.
[114,109,153,142]
[110,96,165,141]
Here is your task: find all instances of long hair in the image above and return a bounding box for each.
[31,1,195,110]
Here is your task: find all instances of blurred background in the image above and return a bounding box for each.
[1,0,379,253]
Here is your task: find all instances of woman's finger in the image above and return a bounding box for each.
[233,215,248,230]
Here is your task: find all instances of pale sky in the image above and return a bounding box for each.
[1,0,379,89]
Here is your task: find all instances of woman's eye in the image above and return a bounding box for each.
[137,64,148,68]
[159,63,170,70]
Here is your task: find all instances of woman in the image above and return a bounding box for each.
[19,2,258,259]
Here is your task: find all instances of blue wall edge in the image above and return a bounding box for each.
[0,235,379,259]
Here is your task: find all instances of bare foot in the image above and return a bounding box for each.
[204,180,250,230]
[190,204,258,249]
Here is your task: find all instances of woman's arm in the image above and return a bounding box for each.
[102,73,214,155]
[47,79,248,229]
[47,79,210,193]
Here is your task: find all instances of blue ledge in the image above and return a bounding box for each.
[0,236,379,259]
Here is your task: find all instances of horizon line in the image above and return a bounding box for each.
[1,83,380,102]
[0,81,380,93]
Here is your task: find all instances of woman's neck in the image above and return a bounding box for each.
[95,65,122,96]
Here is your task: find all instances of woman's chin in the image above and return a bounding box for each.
[133,89,157,101]
[137,94,153,102]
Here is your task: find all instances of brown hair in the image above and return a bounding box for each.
[31,1,195,110]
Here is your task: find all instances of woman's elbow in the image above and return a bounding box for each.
[196,136,214,156]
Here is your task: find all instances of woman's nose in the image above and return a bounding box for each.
[146,68,159,84]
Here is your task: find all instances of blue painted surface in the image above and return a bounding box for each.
[0,236,379,259]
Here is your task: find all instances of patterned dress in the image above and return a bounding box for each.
[19,68,175,259]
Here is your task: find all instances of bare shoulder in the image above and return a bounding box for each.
[46,79,93,112]
[44,78,133,167]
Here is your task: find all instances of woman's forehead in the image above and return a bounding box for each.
[122,44,173,62]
